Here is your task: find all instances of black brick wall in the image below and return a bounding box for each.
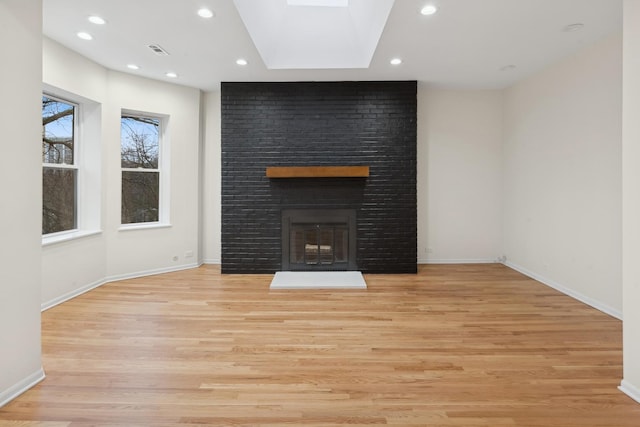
[221,81,417,274]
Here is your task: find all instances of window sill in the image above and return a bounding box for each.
[119,222,172,232]
[42,229,102,247]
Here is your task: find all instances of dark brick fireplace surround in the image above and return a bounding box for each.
[221,81,417,274]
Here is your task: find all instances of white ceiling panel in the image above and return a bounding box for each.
[42,0,623,91]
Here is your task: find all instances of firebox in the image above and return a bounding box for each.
[282,209,357,271]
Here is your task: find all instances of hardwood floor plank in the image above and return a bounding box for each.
[1,264,639,426]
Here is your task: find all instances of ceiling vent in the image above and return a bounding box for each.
[147,44,170,56]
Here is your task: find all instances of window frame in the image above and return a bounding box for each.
[42,93,80,236]
[119,110,170,229]
[41,85,102,247]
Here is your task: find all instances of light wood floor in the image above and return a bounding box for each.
[1,264,639,426]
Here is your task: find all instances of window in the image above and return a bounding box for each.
[121,114,162,224]
[41,86,102,245]
[42,95,77,234]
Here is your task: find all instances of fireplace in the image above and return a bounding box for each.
[282,209,357,271]
[221,81,417,274]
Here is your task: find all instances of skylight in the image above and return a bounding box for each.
[234,0,394,70]
[287,0,348,6]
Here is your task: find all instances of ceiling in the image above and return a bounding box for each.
[42,0,622,92]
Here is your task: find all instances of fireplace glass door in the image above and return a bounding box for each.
[290,224,349,267]
[282,209,357,271]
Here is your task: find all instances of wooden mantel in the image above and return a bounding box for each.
[266,166,370,178]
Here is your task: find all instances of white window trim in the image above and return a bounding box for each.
[118,222,172,232]
[120,110,170,228]
[121,167,160,172]
[42,85,102,246]
[42,93,79,235]
[42,229,102,247]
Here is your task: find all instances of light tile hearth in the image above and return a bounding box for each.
[269,271,367,289]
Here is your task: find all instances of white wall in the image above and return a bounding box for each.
[202,92,222,264]
[202,85,505,265]
[417,85,503,263]
[0,0,45,406]
[621,0,640,403]
[41,38,108,307]
[104,72,202,277]
[43,37,108,101]
[502,33,623,317]
[41,38,202,307]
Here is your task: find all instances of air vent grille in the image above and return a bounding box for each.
[147,44,169,56]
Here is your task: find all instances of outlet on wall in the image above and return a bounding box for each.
[185,250,194,258]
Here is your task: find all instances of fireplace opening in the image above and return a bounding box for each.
[282,209,357,271]
[290,224,348,266]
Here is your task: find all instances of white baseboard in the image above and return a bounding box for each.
[105,262,201,283]
[42,262,201,312]
[619,379,640,404]
[41,278,106,311]
[0,367,45,408]
[505,261,622,320]
[202,258,221,265]
[418,258,498,264]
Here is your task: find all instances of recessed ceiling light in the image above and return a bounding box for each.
[420,5,437,15]
[88,15,106,25]
[563,23,585,32]
[236,58,248,66]
[197,8,215,18]
[165,72,178,78]
[127,64,140,70]
[76,32,93,41]
[390,58,402,65]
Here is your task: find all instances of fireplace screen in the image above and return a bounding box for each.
[282,209,357,271]
[290,224,348,266]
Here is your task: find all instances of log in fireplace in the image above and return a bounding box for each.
[282,209,357,271]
